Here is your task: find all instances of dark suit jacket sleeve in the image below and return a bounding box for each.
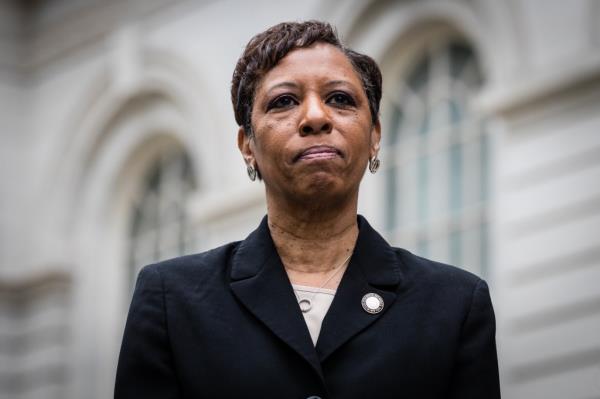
[114,265,181,398]
[448,279,501,399]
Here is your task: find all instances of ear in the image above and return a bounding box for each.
[369,120,382,158]
[237,126,255,166]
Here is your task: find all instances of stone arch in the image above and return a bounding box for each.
[335,0,496,273]
[328,0,521,91]
[40,45,222,242]
[319,0,516,221]
[46,46,221,398]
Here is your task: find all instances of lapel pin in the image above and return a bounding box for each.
[361,293,384,314]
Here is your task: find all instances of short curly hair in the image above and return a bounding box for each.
[231,20,382,136]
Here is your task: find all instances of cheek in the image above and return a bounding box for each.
[337,108,369,131]
[342,116,373,148]
[253,118,297,158]
[253,132,287,169]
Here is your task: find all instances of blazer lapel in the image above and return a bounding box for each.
[229,216,324,380]
[316,216,403,363]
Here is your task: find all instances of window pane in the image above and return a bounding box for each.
[128,151,196,288]
[449,43,473,79]
[385,167,398,231]
[450,229,462,266]
[417,154,429,224]
[480,128,490,202]
[449,142,462,214]
[384,40,488,273]
[388,104,403,145]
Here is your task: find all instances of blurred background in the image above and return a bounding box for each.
[1,0,599,398]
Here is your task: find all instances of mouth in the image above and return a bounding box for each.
[294,145,343,162]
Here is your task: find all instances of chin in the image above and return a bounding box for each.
[293,172,355,203]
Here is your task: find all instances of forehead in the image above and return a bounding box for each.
[257,43,362,91]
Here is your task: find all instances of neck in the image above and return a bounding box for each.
[266,191,359,275]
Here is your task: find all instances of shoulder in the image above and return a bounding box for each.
[392,246,487,303]
[396,247,481,283]
[138,241,241,289]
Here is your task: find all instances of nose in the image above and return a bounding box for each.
[299,95,332,136]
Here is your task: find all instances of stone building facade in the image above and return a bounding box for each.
[1,0,599,398]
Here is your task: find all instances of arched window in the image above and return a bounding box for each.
[384,40,489,275]
[128,149,196,286]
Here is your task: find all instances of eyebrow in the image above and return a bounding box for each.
[323,80,354,88]
[265,81,299,93]
[265,79,356,94]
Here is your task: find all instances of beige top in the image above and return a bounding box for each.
[292,284,337,346]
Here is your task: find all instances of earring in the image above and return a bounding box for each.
[369,156,380,174]
[246,164,257,181]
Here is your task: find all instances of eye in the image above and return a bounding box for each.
[267,95,297,111]
[327,92,356,107]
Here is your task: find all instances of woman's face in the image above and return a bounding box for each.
[239,42,380,206]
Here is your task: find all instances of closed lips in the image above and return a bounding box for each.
[295,146,342,161]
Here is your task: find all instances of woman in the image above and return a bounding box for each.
[115,21,500,398]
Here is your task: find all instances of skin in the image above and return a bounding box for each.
[238,43,381,289]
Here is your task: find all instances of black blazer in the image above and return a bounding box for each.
[115,216,500,398]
